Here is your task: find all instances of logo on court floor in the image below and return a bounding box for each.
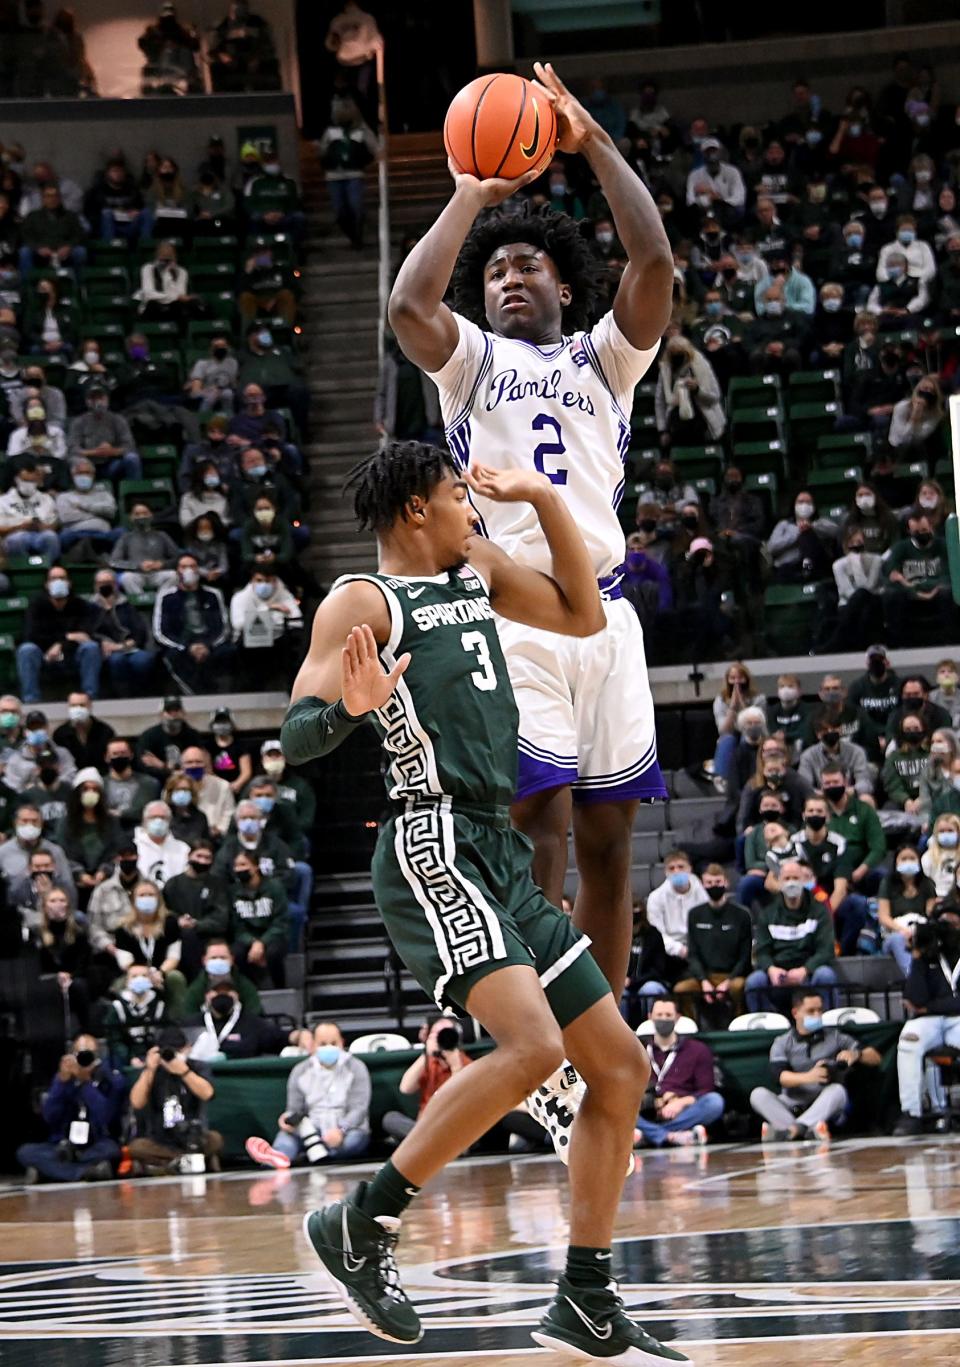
[1,1217,960,1364]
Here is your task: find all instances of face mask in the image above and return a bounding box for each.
[668,871,690,892]
[765,300,784,316]
[253,794,275,814]
[203,474,220,489]
[129,344,148,361]
[913,531,933,548]
[212,345,229,360]
[108,755,130,773]
[903,696,923,711]
[705,300,723,318]
[849,543,865,554]
[16,479,38,498]
[68,705,90,726]
[80,789,100,809]
[870,200,886,216]
[652,1018,676,1039]
[257,330,273,348]
[135,895,158,915]
[778,687,798,705]
[170,788,192,808]
[823,297,842,312]
[596,230,614,246]
[805,129,822,146]
[189,858,212,877]
[234,866,253,884]
[118,858,139,878]
[16,823,41,842]
[781,879,804,899]
[73,473,95,493]
[898,860,920,877]
[180,569,200,589]
[805,813,827,831]
[205,957,231,976]
[801,1015,823,1033]
[97,582,115,598]
[823,785,846,804]
[315,1044,341,1066]
[932,743,952,757]
[247,465,267,481]
[744,725,765,742]
[196,530,215,543]
[705,884,726,902]
[939,830,960,849]
[181,765,204,783]
[855,494,876,513]
[253,580,274,600]
[212,722,233,738]
[26,729,47,747]
[898,228,916,245]
[638,519,657,534]
[765,769,784,784]
[795,502,814,519]
[846,233,864,249]
[0,711,18,730]
[129,976,152,995]
[549,179,568,196]
[210,993,236,1016]
[38,766,58,786]
[262,757,284,777]
[146,817,169,839]
[681,514,699,531]
[162,718,182,735]
[83,349,99,366]
[918,492,939,508]
[902,731,924,746]
[132,516,152,531]
[254,507,274,524]
[238,818,261,838]
[48,580,69,600]
[821,730,841,748]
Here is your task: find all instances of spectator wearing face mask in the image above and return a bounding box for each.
[87,843,147,991]
[884,512,951,647]
[767,492,837,585]
[922,814,960,898]
[181,937,262,1015]
[878,844,936,977]
[10,368,68,429]
[49,692,112,772]
[109,502,179,598]
[186,336,237,415]
[842,482,899,558]
[56,458,120,553]
[4,710,75,794]
[893,913,960,1135]
[791,794,873,955]
[881,714,930,817]
[18,568,102,705]
[847,341,910,434]
[645,850,706,979]
[162,840,230,973]
[799,712,873,800]
[237,325,309,436]
[16,1034,125,1184]
[54,768,123,901]
[738,814,796,911]
[746,858,838,1012]
[829,221,878,307]
[884,676,950,752]
[929,659,960,732]
[248,1022,371,1168]
[177,745,236,839]
[88,570,156,696]
[207,707,253,795]
[226,848,288,987]
[113,878,185,1006]
[801,676,860,749]
[105,963,168,1067]
[622,899,675,1022]
[654,336,725,452]
[745,282,806,377]
[685,137,746,219]
[0,459,59,560]
[244,147,305,242]
[102,741,158,831]
[163,772,209,846]
[256,737,315,838]
[866,250,929,324]
[876,213,937,285]
[769,674,810,759]
[672,866,751,1020]
[136,700,202,787]
[919,729,960,830]
[134,801,189,887]
[237,245,298,329]
[188,977,296,1061]
[633,997,724,1148]
[736,739,811,834]
[214,796,295,885]
[66,386,141,483]
[751,989,880,1141]
[888,382,946,462]
[822,525,884,651]
[153,554,233,695]
[810,282,853,367]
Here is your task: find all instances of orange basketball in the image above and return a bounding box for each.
[444,73,558,182]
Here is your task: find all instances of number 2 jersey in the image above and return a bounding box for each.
[429,310,659,580]
[332,567,519,808]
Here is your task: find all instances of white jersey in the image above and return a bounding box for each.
[429,311,658,580]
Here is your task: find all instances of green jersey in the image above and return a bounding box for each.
[335,569,519,808]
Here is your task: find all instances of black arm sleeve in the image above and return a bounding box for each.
[280,696,369,765]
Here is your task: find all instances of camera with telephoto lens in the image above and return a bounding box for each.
[820,1058,849,1084]
[284,1110,327,1163]
[435,1025,460,1054]
[175,1119,206,1173]
[160,1046,177,1063]
[74,1049,96,1068]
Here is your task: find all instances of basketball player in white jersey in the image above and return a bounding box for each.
[389,64,673,1020]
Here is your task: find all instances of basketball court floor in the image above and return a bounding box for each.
[1,1136,958,1365]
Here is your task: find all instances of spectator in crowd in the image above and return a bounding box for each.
[256,737,315,841]
[67,384,142,483]
[153,553,233,694]
[179,745,236,839]
[841,483,899,557]
[750,989,881,1140]
[138,7,201,96]
[56,458,119,553]
[622,899,674,1023]
[18,754,70,837]
[725,705,772,800]
[0,458,59,559]
[240,489,295,579]
[382,1015,472,1143]
[237,324,309,436]
[187,976,295,1060]
[30,883,91,1027]
[888,380,946,461]
[881,710,930,817]
[109,501,179,597]
[209,1,280,93]
[104,962,169,1067]
[790,793,868,955]
[885,509,951,647]
[128,1028,220,1175]
[12,363,68,427]
[686,136,746,218]
[710,661,766,787]
[922,813,960,899]
[163,770,208,846]
[824,525,883,650]
[884,676,950,749]
[237,244,298,329]
[87,842,144,992]
[914,479,950,536]
[654,335,725,451]
[375,336,442,444]
[798,713,873,799]
[18,183,85,275]
[85,157,145,244]
[634,997,724,1148]
[247,1022,371,1167]
[244,145,304,241]
[15,1034,125,1183]
[186,336,237,415]
[207,706,253,794]
[736,738,811,833]
[229,566,302,663]
[848,645,901,762]
[5,709,76,793]
[134,800,189,887]
[184,512,230,589]
[767,490,837,584]
[919,730,960,830]
[746,858,838,1011]
[894,914,960,1134]
[738,813,795,913]
[135,240,199,327]
[645,850,706,982]
[113,879,185,1006]
[876,213,937,284]
[708,466,765,565]
[821,763,886,891]
[879,845,937,977]
[90,568,157,695]
[181,937,261,1017]
[137,696,204,782]
[316,95,378,249]
[802,674,859,747]
[672,866,751,1020]
[866,248,930,322]
[6,395,68,460]
[51,693,113,771]
[163,838,229,964]
[54,768,122,901]
[17,566,102,704]
[227,847,288,987]
[621,529,672,635]
[103,739,159,829]
[769,674,810,759]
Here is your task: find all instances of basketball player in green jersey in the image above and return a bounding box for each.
[281,441,691,1365]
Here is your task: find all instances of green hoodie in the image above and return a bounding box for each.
[754,893,836,972]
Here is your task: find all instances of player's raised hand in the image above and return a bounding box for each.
[467,464,552,505]
[341,624,410,715]
[447,156,542,207]
[532,62,602,154]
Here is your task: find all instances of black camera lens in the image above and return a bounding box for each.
[160,1046,176,1062]
[75,1049,95,1067]
[436,1026,460,1052]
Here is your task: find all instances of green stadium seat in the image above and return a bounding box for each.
[128,591,157,611]
[890,461,929,505]
[631,381,656,419]
[139,321,180,342]
[731,438,786,478]
[5,557,51,595]
[118,478,175,519]
[788,400,841,453]
[89,240,134,268]
[806,464,862,506]
[788,369,840,404]
[934,458,955,493]
[192,235,239,258]
[815,430,872,458]
[692,476,716,499]
[670,445,724,482]
[744,471,778,524]
[0,635,17,690]
[731,406,785,446]
[64,565,99,596]
[763,582,822,655]
[727,374,782,414]
[140,444,179,482]
[631,413,658,441]
[0,597,28,638]
[137,237,186,264]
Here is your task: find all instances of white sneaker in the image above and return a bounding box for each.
[525,1062,584,1165]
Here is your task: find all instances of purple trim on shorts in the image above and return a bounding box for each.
[573,762,669,805]
[516,751,578,801]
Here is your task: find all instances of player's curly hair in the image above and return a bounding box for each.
[344,440,458,532]
[452,201,603,334]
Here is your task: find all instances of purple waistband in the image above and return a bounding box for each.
[598,564,624,601]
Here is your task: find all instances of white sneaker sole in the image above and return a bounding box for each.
[300,1211,423,1345]
[532,1328,693,1365]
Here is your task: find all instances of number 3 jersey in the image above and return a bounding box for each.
[429,310,659,579]
[332,569,520,808]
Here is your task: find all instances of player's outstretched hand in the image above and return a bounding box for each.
[467,464,551,505]
[532,61,602,154]
[447,156,542,207]
[341,624,410,715]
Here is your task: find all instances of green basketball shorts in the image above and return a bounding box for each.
[371,799,610,1028]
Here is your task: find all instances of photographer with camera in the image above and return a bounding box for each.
[750,989,881,1141]
[128,1025,222,1175]
[894,908,960,1135]
[245,1022,371,1167]
[16,1033,126,1183]
[382,1015,472,1143]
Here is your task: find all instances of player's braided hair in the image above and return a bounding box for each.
[453,200,603,334]
[344,440,458,532]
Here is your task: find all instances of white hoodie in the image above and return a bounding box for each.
[646,873,707,958]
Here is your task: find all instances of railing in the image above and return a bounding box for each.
[375,42,390,381]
